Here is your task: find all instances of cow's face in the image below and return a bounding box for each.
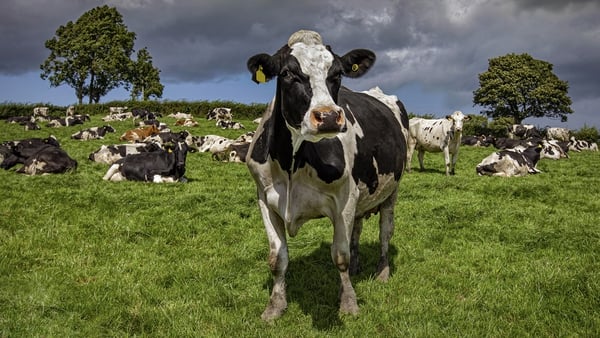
[247,30,375,143]
[446,111,470,132]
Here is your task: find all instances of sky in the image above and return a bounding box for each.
[1,0,599,130]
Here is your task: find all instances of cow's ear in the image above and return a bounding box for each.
[340,49,376,78]
[445,115,453,120]
[247,53,279,84]
[464,115,472,121]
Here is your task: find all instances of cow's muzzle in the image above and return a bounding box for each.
[310,107,346,133]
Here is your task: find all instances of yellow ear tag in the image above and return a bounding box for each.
[256,65,266,83]
[351,64,359,72]
[168,148,173,153]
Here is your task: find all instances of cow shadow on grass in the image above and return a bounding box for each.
[262,241,398,330]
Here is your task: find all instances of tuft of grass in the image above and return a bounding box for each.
[1,114,599,336]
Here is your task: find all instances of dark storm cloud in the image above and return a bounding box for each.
[1,0,599,126]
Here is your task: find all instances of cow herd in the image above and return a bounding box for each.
[1,106,256,180]
[407,120,597,177]
[2,29,599,323]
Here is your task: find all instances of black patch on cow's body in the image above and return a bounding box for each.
[341,88,406,192]
[294,138,345,183]
[250,86,405,193]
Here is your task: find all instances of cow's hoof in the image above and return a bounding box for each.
[261,296,287,322]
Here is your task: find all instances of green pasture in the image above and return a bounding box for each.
[0,115,599,336]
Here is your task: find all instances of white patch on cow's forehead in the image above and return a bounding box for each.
[290,43,333,81]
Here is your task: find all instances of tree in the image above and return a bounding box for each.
[40,5,136,104]
[128,48,164,101]
[473,53,573,124]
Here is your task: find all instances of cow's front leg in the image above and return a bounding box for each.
[332,211,359,315]
[258,198,288,322]
[443,148,452,176]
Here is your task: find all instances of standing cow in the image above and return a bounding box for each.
[407,111,470,176]
[246,30,408,321]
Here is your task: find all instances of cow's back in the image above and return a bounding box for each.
[409,118,451,152]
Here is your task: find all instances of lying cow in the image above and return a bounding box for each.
[568,137,598,152]
[103,141,190,183]
[206,107,232,121]
[546,127,570,141]
[1,136,61,170]
[407,111,470,175]
[71,125,116,140]
[102,112,134,121]
[143,130,192,145]
[246,30,408,320]
[508,124,541,139]
[216,120,245,129]
[17,146,77,175]
[88,143,163,165]
[476,144,543,177]
[119,125,160,142]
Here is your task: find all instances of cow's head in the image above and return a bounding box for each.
[445,111,470,133]
[247,30,375,143]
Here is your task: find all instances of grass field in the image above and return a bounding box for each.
[1,115,599,336]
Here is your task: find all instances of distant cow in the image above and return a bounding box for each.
[102,112,133,122]
[142,130,192,146]
[167,112,193,120]
[33,107,49,118]
[119,125,160,142]
[193,134,234,153]
[206,107,232,121]
[109,106,128,114]
[212,142,251,163]
[568,137,599,152]
[175,118,199,127]
[0,136,61,170]
[89,143,163,164]
[17,146,77,175]
[407,111,470,175]
[508,124,540,139]
[71,125,115,140]
[103,141,190,183]
[246,30,408,320]
[476,144,543,177]
[462,134,493,147]
[46,116,87,128]
[22,121,41,131]
[546,127,570,141]
[216,120,245,129]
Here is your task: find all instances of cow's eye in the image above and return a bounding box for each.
[280,70,293,80]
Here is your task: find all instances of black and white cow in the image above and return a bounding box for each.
[546,127,570,142]
[103,141,190,183]
[476,144,543,177]
[568,137,599,152]
[88,143,163,165]
[246,30,408,321]
[508,124,541,139]
[462,134,493,147]
[0,136,61,170]
[71,125,116,140]
[17,146,77,175]
[206,107,232,121]
[407,111,470,175]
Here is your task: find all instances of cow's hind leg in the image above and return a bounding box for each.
[417,149,426,171]
[376,188,397,281]
[258,198,288,322]
[349,218,363,275]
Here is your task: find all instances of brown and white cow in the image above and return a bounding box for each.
[119,125,160,142]
[246,30,408,321]
[407,111,470,175]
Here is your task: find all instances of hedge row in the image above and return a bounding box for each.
[0,100,268,120]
